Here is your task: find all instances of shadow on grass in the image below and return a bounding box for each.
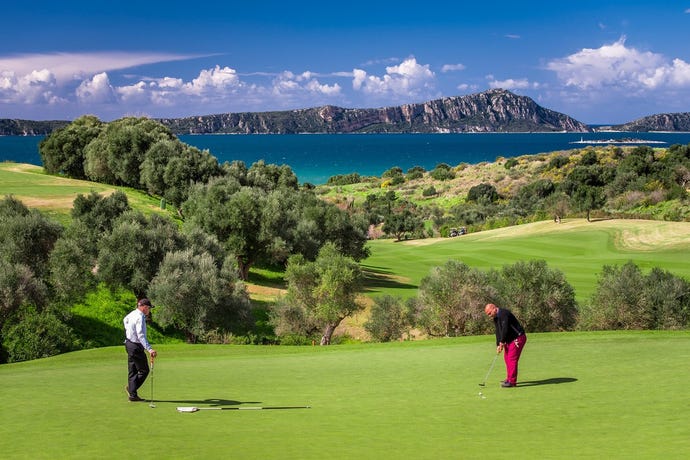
[247,269,285,289]
[518,377,578,387]
[361,266,417,291]
[155,398,260,406]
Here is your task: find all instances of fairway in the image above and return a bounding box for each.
[1,332,688,459]
[362,219,690,303]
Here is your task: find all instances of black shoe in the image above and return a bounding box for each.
[129,396,146,402]
[501,381,516,388]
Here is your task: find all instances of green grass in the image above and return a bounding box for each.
[0,162,178,224]
[362,218,690,304]
[1,332,688,459]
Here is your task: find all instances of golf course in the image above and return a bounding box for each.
[2,161,690,458]
[1,331,688,459]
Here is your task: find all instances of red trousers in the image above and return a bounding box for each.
[504,334,527,385]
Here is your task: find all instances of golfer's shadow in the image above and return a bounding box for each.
[518,377,577,387]
[157,398,260,406]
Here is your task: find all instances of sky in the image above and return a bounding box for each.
[1,1,690,124]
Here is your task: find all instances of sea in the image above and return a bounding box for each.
[3,132,690,185]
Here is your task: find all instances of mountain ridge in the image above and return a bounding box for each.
[1,89,688,135]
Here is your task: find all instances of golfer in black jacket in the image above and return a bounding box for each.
[485,303,526,387]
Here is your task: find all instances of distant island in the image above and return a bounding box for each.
[2,89,690,136]
[570,137,667,145]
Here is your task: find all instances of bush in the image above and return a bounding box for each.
[422,186,437,197]
[416,260,496,337]
[327,173,361,185]
[364,295,413,342]
[505,158,518,169]
[430,167,455,181]
[493,260,578,332]
[2,308,74,363]
[467,183,499,203]
[582,261,690,330]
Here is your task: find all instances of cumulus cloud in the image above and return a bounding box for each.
[352,57,436,98]
[546,37,690,91]
[182,65,242,97]
[0,51,434,118]
[76,72,116,104]
[266,70,342,110]
[0,68,65,104]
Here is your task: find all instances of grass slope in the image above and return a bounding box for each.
[0,162,176,224]
[362,218,690,304]
[1,332,688,459]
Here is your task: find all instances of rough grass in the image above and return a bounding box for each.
[1,332,688,459]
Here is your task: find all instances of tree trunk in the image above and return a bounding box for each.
[320,324,337,345]
[236,257,252,281]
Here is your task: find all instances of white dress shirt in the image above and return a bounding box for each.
[123,308,153,351]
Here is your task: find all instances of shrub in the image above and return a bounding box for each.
[492,260,578,332]
[505,158,518,169]
[582,261,690,330]
[364,295,413,342]
[416,260,496,337]
[2,308,74,363]
[422,186,437,197]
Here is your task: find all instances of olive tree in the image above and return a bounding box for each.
[364,295,415,342]
[492,260,578,332]
[416,260,495,337]
[582,261,690,330]
[271,243,364,345]
[148,250,251,343]
[39,115,103,179]
[96,211,184,298]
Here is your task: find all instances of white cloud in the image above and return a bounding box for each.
[546,37,690,91]
[487,76,535,90]
[183,65,242,96]
[0,52,203,86]
[116,81,150,103]
[351,57,436,98]
[0,68,64,104]
[273,71,341,94]
[441,63,466,73]
[76,72,116,104]
[456,83,478,92]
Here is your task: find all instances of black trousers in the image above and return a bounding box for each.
[125,340,149,397]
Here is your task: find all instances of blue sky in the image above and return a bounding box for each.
[1,1,689,124]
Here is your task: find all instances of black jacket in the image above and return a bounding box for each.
[493,308,525,345]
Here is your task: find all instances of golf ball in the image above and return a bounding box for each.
[478,392,483,396]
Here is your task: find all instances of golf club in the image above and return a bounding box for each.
[478,353,499,387]
[177,405,311,413]
[149,357,155,408]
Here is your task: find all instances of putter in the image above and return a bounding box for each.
[478,353,499,387]
[177,405,311,413]
[149,358,156,408]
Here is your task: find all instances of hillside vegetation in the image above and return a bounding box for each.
[2,115,690,362]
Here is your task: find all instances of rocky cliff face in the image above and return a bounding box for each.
[610,113,690,132]
[158,89,591,134]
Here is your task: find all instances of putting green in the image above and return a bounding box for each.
[1,332,688,459]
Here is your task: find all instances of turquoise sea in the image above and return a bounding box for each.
[3,132,690,185]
